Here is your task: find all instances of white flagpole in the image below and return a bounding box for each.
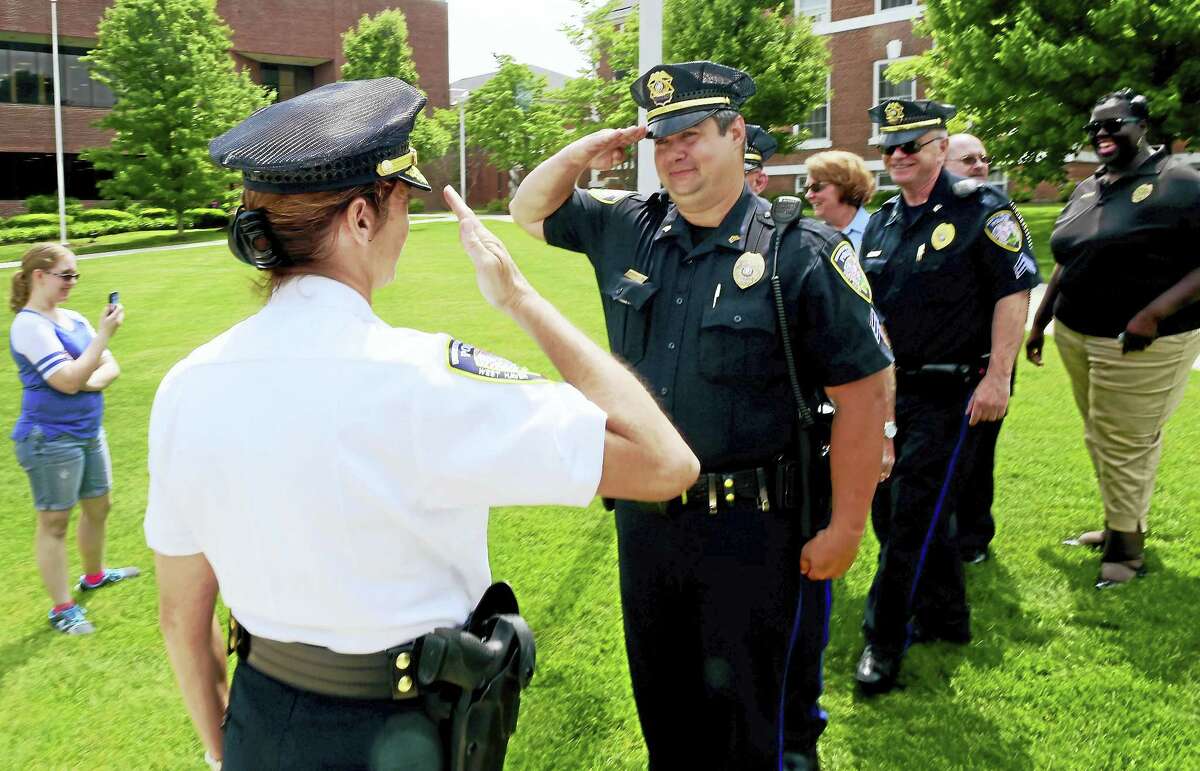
[50,0,68,244]
[636,0,662,195]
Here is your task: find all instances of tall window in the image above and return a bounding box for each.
[872,59,916,136]
[0,42,112,107]
[260,63,315,103]
[796,76,831,143]
[795,0,830,24]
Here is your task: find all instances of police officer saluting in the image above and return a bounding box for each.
[511,62,892,769]
[855,99,1040,696]
[145,77,697,769]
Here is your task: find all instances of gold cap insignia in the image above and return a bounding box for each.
[733,252,766,289]
[884,101,905,126]
[647,71,675,107]
[931,222,956,250]
[1131,183,1153,204]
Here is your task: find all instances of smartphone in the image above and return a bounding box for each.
[108,291,120,305]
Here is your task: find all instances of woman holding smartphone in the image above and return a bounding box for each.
[8,243,137,635]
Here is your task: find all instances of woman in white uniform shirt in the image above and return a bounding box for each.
[144,78,697,770]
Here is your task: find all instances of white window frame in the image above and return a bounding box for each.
[875,171,898,192]
[793,75,832,150]
[794,0,831,24]
[875,0,915,12]
[870,57,917,144]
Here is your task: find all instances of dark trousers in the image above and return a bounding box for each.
[864,387,981,655]
[223,661,444,771]
[954,415,1004,555]
[615,500,830,770]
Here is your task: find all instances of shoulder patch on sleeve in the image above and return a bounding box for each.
[829,240,873,303]
[447,339,546,383]
[587,188,636,205]
[984,210,1024,253]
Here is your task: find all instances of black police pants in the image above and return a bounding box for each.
[614,500,829,770]
[954,414,1004,555]
[864,387,981,655]
[223,661,443,771]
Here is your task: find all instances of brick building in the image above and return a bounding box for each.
[0,0,448,213]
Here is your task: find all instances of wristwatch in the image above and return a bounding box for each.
[883,420,898,439]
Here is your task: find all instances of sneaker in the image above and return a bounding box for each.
[49,604,95,635]
[77,566,141,592]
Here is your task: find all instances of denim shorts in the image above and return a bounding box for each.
[13,427,112,511]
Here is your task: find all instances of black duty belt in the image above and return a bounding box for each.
[230,618,419,701]
[896,361,988,389]
[629,462,801,516]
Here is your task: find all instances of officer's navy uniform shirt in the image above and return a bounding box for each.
[861,170,1041,368]
[1050,146,1200,338]
[544,186,893,471]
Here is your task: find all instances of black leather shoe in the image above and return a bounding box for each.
[781,747,820,771]
[961,548,989,564]
[855,645,900,696]
[911,619,971,645]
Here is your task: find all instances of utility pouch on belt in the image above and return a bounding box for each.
[417,582,535,771]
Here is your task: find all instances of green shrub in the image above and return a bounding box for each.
[184,208,230,228]
[69,221,125,239]
[482,197,510,214]
[1,213,68,229]
[868,189,898,210]
[1009,186,1034,203]
[138,207,175,230]
[219,188,243,212]
[408,197,426,214]
[0,225,61,244]
[24,194,82,215]
[74,208,137,225]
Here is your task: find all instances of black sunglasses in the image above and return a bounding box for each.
[1083,117,1140,135]
[882,136,941,156]
[44,270,81,281]
[804,181,831,194]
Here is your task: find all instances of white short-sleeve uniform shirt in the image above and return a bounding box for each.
[144,276,606,654]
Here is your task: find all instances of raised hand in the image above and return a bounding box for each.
[443,186,535,314]
[566,125,648,171]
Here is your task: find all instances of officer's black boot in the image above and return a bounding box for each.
[855,645,901,696]
[1095,529,1147,589]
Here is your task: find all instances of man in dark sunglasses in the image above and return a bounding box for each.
[853,98,1041,697]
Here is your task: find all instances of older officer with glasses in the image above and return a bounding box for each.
[854,99,1041,696]
[945,134,991,181]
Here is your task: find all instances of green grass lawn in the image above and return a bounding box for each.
[0,228,225,264]
[1,218,1198,769]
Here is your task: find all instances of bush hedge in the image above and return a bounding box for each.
[0,225,62,244]
[1,213,65,229]
[409,198,426,214]
[74,208,137,225]
[185,208,230,228]
[24,194,82,215]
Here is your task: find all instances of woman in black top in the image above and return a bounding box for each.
[1027,90,1200,588]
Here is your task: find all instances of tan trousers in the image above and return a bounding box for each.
[1055,321,1200,533]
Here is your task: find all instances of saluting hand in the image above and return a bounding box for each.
[566,125,648,171]
[444,186,534,314]
[800,523,865,580]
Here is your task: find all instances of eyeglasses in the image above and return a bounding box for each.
[882,137,941,156]
[44,270,80,282]
[954,154,991,166]
[1083,117,1140,136]
[804,181,830,194]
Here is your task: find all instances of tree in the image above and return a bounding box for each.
[341,9,452,161]
[465,56,568,191]
[83,0,270,233]
[562,0,829,152]
[889,0,1200,185]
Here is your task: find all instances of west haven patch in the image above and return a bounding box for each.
[447,339,545,383]
[830,240,873,303]
[984,210,1024,252]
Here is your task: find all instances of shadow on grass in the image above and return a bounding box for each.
[0,629,44,688]
[1038,543,1200,684]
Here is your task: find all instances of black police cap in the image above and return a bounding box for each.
[210,77,432,194]
[630,61,755,139]
[744,124,777,171]
[867,98,957,148]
